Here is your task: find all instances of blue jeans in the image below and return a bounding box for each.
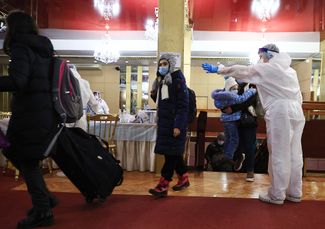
[223,121,239,160]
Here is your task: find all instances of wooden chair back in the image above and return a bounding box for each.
[0,111,11,120]
[87,114,120,156]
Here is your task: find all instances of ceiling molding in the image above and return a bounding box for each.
[0,29,315,59]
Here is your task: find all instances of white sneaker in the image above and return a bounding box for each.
[246,172,255,182]
[234,153,245,171]
[259,193,284,205]
[285,195,301,203]
[56,171,66,177]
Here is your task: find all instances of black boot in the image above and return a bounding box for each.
[27,195,59,216]
[17,209,54,228]
[172,173,190,191]
[148,177,170,198]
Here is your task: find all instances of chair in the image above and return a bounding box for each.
[87,114,120,157]
[195,111,207,170]
[0,111,11,119]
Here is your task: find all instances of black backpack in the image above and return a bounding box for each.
[52,57,83,124]
[188,88,197,124]
[43,57,83,157]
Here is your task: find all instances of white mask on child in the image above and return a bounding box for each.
[218,141,224,145]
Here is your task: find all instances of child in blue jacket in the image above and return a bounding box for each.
[211,77,256,170]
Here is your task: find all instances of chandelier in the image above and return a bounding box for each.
[251,0,280,22]
[145,7,158,40]
[94,0,120,19]
[93,0,120,64]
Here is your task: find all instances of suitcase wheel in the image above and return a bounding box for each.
[98,195,107,203]
[116,175,123,186]
[85,195,95,204]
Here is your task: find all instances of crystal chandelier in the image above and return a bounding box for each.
[94,26,120,64]
[94,0,120,19]
[145,7,158,40]
[251,0,280,22]
[93,0,120,64]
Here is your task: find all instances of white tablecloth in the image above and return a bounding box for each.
[90,122,157,172]
[0,120,158,172]
[114,123,157,141]
[115,123,156,172]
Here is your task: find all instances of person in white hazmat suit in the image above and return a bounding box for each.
[92,91,110,114]
[202,44,305,205]
[69,65,100,131]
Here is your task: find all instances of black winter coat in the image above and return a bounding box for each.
[0,34,60,161]
[152,70,189,156]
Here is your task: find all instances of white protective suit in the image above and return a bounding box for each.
[218,51,305,200]
[97,98,109,114]
[70,68,99,130]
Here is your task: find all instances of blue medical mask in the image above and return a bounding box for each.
[158,66,169,76]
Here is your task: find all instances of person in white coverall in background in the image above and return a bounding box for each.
[202,44,305,205]
[92,91,110,114]
[69,65,99,131]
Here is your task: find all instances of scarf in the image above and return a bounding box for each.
[152,73,173,104]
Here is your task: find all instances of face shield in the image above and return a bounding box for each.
[258,50,275,63]
[258,44,280,63]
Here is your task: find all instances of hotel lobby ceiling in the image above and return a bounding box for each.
[2,0,324,32]
[0,0,324,64]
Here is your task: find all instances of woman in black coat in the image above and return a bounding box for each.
[0,11,60,228]
[148,53,190,197]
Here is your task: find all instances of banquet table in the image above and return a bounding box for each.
[0,119,158,172]
[91,122,157,172]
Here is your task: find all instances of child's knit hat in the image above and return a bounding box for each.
[225,77,238,91]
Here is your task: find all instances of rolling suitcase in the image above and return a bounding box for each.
[51,127,123,203]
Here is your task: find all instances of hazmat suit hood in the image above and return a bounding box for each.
[257,43,291,71]
[269,52,292,71]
